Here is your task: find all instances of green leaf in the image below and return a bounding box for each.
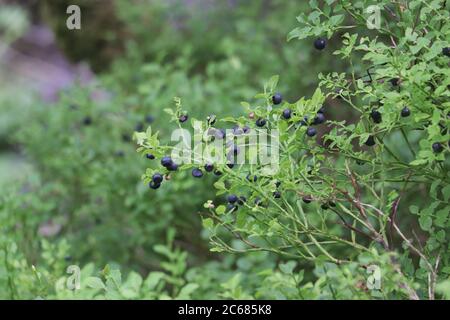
[86,277,106,290]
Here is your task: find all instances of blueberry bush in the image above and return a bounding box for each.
[0,0,449,300]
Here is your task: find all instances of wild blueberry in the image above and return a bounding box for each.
[242,126,251,134]
[272,93,283,105]
[135,122,144,132]
[227,194,238,203]
[256,118,267,127]
[314,38,327,50]
[275,181,281,188]
[390,78,400,86]
[227,163,235,169]
[83,116,92,126]
[312,113,325,125]
[214,170,222,176]
[432,142,444,153]
[302,196,312,204]
[365,135,376,147]
[145,115,154,123]
[167,162,178,171]
[146,153,155,160]
[328,201,336,207]
[204,163,214,172]
[192,168,203,178]
[115,151,125,157]
[370,109,382,124]
[238,196,247,205]
[306,127,317,137]
[152,173,163,184]
[227,203,238,213]
[179,114,189,123]
[161,156,173,168]
[321,204,329,210]
[273,191,281,199]
[149,181,161,190]
[317,106,325,114]
[282,108,292,120]
[442,47,450,57]
[401,107,411,117]
[122,133,131,142]
[246,174,257,182]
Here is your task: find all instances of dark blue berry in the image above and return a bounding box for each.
[238,196,246,205]
[365,135,376,147]
[442,47,450,57]
[161,156,173,168]
[317,106,325,114]
[302,196,312,204]
[204,163,214,172]
[272,93,283,105]
[192,168,203,178]
[390,78,400,86]
[146,153,155,160]
[401,107,410,117]
[179,115,189,123]
[432,142,443,153]
[312,113,325,125]
[227,194,238,203]
[227,163,235,169]
[145,115,154,123]
[167,163,178,171]
[242,126,251,134]
[314,38,327,50]
[256,118,267,127]
[83,116,92,126]
[282,108,292,120]
[273,191,281,199]
[370,109,382,124]
[135,122,144,132]
[214,170,222,176]
[227,203,238,213]
[152,173,163,184]
[122,134,131,142]
[246,174,257,182]
[321,204,329,210]
[306,127,317,137]
[149,181,161,189]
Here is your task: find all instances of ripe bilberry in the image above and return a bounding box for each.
[161,156,173,168]
[227,194,238,204]
[401,107,411,118]
[146,153,155,160]
[306,127,317,137]
[370,109,382,124]
[152,173,163,184]
[365,135,376,147]
[149,181,161,190]
[256,118,267,127]
[282,108,292,120]
[432,142,444,153]
[192,168,203,178]
[442,47,450,57]
[179,114,189,123]
[314,38,327,50]
[272,93,283,105]
[302,196,312,204]
[312,113,325,125]
[204,163,214,172]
